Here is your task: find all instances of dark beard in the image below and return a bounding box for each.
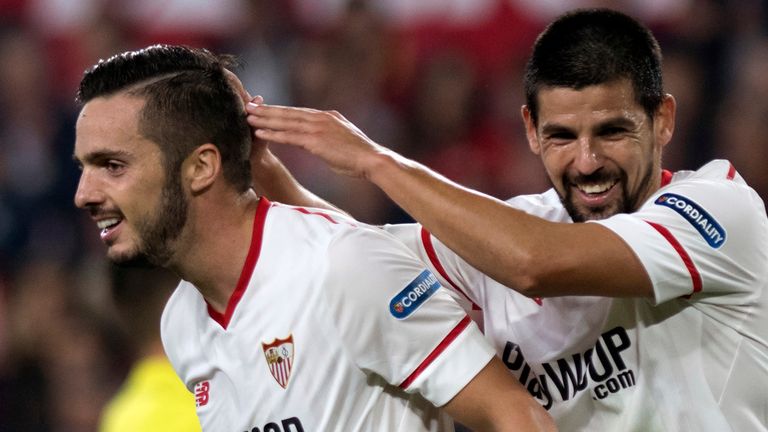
[117,172,188,268]
[560,160,654,223]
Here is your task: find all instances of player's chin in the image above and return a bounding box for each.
[108,247,154,269]
[569,201,622,222]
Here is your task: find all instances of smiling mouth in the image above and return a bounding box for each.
[97,217,122,236]
[576,180,617,196]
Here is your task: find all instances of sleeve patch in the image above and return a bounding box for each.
[390,270,442,319]
[654,193,726,248]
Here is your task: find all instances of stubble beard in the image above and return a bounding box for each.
[561,159,655,223]
[113,173,188,268]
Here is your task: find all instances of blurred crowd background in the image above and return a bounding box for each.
[0,0,766,430]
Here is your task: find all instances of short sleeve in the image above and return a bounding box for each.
[382,223,486,311]
[594,176,768,305]
[322,226,495,407]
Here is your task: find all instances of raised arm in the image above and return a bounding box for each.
[246,104,652,298]
[248,141,342,212]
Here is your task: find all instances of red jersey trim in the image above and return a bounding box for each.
[420,228,481,310]
[399,315,472,390]
[293,207,340,224]
[726,162,736,180]
[645,221,703,296]
[207,197,271,329]
[661,169,673,187]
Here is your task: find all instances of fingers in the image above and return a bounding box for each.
[246,103,321,123]
[253,129,311,148]
[246,103,329,134]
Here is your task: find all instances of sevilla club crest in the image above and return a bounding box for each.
[262,334,295,389]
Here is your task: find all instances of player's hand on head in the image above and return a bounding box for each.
[245,103,387,180]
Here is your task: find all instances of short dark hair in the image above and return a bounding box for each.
[77,44,252,192]
[524,8,664,126]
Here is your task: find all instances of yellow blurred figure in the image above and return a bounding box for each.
[101,355,200,432]
[100,266,200,432]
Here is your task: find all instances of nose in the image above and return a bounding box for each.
[73,169,103,209]
[572,137,604,176]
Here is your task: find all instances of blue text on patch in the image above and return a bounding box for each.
[655,193,726,248]
[390,270,441,319]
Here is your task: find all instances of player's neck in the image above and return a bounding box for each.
[171,189,261,312]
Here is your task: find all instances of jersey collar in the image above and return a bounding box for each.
[207,196,271,329]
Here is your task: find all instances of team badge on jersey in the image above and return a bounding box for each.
[655,193,726,248]
[390,270,441,319]
[262,335,295,389]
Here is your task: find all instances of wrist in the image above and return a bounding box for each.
[364,148,401,185]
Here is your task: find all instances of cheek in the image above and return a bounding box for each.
[540,147,570,181]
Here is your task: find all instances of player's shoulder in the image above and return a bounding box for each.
[326,219,414,264]
[268,201,358,226]
[670,159,737,182]
[161,280,204,345]
[662,160,764,210]
[505,189,572,222]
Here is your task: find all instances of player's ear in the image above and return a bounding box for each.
[522,105,542,155]
[185,143,221,194]
[654,94,676,149]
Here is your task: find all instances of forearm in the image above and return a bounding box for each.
[251,150,342,212]
[365,151,650,297]
[443,358,557,431]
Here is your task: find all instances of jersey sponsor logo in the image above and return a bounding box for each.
[501,326,636,410]
[194,380,210,407]
[244,417,304,432]
[389,270,441,319]
[262,335,295,389]
[655,193,726,248]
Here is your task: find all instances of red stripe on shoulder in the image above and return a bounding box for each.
[420,228,481,309]
[726,162,736,180]
[645,221,702,296]
[207,197,271,329]
[660,169,673,187]
[399,315,471,389]
[293,207,339,224]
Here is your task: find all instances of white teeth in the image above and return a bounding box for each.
[97,218,121,230]
[579,181,615,194]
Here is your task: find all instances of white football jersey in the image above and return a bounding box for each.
[161,197,495,432]
[386,160,768,431]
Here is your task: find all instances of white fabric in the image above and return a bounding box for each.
[161,198,495,432]
[386,160,768,431]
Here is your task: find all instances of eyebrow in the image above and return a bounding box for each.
[540,116,638,136]
[72,149,132,165]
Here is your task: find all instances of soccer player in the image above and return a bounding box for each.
[72,45,555,431]
[246,8,768,431]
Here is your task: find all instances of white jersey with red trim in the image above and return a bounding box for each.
[385,160,768,431]
[161,197,495,432]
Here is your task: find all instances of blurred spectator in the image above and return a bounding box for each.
[99,266,200,432]
[224,0,298,106]
[0,26,83,268]
[715,38,768,200]
[1,258,123,432]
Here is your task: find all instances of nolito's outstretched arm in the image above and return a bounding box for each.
[246,103,652,299]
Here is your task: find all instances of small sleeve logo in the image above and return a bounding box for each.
[389,270,442,319]
[194,380,210,407]
[655,193,726,248]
